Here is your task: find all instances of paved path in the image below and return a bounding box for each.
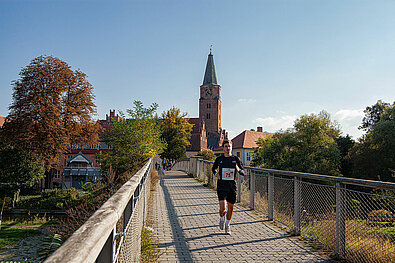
[153,170,336,263]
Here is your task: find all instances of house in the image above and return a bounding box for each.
[231,127,273,166]
[62,152,101,189]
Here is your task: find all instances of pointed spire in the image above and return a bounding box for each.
[202,49,218,85]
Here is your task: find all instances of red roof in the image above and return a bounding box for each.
[0,116,6,128]
[232,130,273,149]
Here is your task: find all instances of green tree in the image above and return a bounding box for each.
[160,107,193,161]
[336,134,355,177]
[253,111,341,176]
[359,100,390,132]
[0,146,45,205]
[100,101,165,184]
[0,55,100,172]
[349,103,395,182]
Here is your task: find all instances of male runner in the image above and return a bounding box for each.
[212,139,245,234]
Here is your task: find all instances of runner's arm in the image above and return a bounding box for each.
[235,157,245,176]
[212,157,219,174]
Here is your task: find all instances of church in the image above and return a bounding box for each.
[187,51,228,155]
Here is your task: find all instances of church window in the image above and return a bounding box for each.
[206,113,210,119]
[207,103,211,109]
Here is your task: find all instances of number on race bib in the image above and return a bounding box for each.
[222,168,235,180]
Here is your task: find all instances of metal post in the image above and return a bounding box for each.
[96,227,115,263]
[336,182,346,259]
[294,176,301,235]
[237,172,242,203]
[250,169,255,210]
[268,172,274,221]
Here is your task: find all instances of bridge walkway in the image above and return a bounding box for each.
[153,170,336,263]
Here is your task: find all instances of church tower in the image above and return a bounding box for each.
[199,50,222,149]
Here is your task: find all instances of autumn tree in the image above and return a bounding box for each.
[0,56,100,173]
[253,111,342,176]
[160,107,193,161]
[100,101,165,184]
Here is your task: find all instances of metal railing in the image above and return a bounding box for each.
[45,159,152,263]
[173,157,395,263]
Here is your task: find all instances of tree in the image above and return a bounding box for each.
[0,146,45,205]
[359,100,390,132]
[160,107,193,161]
[100,101,165,184]
[0,56,100,171]
[336,134,355,177]
[253,111,342,176]
[349,103,395,182]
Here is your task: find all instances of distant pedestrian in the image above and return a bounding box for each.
[212,139,245,234]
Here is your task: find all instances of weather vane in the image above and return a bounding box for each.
[210,45,213,54]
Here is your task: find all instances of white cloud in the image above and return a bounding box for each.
[254,115,297,132]
[333,109,365,139]
[238,98,257,104]
[334,109,364,121]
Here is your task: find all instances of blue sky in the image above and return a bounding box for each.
[1,0,394,140]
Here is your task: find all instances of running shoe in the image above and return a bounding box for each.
[225,225,231,235]
[219,219,225,230]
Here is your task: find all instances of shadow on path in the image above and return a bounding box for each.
[159,171,194,261]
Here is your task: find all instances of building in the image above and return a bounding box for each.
[231,127,273,166]
[187,50,228,156]
[53,110,118,189]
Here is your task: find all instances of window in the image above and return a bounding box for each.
[207,103,211,109]
[55,170,61,179]
[246,152,251,162]
[206,113,210,119]
[95,157,100,164]
[236,152,240,158]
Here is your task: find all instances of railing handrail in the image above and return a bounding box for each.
[45,159,152,263]
[193,158,395,190]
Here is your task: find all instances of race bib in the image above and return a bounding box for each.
[222,168,235,180]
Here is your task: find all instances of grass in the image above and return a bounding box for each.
[0,215,57,250]
[0,226,41,249]
[140,168,161,263]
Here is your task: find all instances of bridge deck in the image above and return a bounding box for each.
[153,170,335,262]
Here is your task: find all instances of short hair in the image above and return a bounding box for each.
[222,139,232,147]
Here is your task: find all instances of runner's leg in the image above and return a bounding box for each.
[226,202,234,220]
[219,200,226,217]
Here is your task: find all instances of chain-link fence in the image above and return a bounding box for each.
[45,159,152,263]
[173,157,395,263]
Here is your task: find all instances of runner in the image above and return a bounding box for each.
[212,139,245,234]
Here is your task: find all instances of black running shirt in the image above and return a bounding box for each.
[212,155,244,192]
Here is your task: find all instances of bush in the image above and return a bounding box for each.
[196,150,216,161]
[14,189,82,211]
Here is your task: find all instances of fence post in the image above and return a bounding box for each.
[268,172,274,221]
[96,227,115,263]
[237,173,242,203]
[336,182,346,259]
[294,176,301,235]
[195,158,199,178]
[250,169,255,210]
